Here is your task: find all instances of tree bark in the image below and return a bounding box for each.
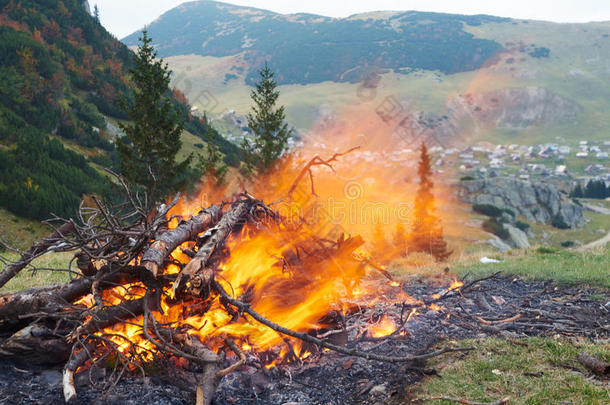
[142,206,221,278]
[173,201,251,297]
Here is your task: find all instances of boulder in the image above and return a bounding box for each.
[487,237,512,252]
[504,224,530,249]
[459,178,585,228]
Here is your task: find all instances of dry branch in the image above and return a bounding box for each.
[0,222,75,288]
[287,147,360,196]
[578,352,610,376]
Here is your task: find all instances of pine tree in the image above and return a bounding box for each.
[197,126,228,185]
[116,30,191,205]
[243,63,291,174]
[409,143,452,261]
[570,183,584,198]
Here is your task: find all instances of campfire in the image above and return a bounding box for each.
[0,149,474,404]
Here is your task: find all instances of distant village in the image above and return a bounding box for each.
[445,140,610,186]
[212,110,610,189]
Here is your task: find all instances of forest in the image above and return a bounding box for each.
[0,0,240,220]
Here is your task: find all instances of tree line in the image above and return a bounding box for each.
[570,180,610,200]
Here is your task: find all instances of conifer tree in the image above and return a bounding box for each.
[117,30,191,204]
[409,143,452,261]
[570,183,584,198]
[243,63,290,173]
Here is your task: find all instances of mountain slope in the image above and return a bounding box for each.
[0,0,239,221]
[123,0,507,85]
[127,2,610,146]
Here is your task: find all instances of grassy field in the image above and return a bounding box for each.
[452,246,610,288]
[413,337,610,404]
[0,251,73,294]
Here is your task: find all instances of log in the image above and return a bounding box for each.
[578,352,610,376]
[0,222,75,289]
[0,324,71,364]
[0,267,146,322]
[173,200,251,297]
[142,206,221,278]
[70,297,146,340]
[0,278,92,321]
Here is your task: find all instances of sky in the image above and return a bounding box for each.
[95,0,610,39]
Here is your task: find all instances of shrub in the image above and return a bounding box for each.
[460,175,475,181]
[482,218,509,239]
[561,241,576,248]
[473,204,504,217]
[551,214,570,230]
[536,246,557,254]
[515,220,530,231]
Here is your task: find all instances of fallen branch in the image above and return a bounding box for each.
[214,280,474,364]
[577,352,610,376]
[474,314,521,326]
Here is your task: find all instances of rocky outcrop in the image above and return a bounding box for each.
[459,178,586,228]
[447,87,582,129]
[503,224,531,249]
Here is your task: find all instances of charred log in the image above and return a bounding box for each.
[0,324,71,365]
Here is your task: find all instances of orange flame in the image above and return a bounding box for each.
[93,108,459,367]
[368,315,397,338]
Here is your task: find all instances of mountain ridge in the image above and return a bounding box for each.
[123,0,508,85]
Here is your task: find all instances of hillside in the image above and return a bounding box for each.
[0,0,239,222]
[127,1,610,146]
[123,1,507,85]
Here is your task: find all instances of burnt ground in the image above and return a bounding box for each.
[1,276,608,405]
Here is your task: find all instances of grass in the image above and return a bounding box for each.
[452,246,610,288]
[0,208,51,250]
[0,251,73,294]
[414,337,610,404]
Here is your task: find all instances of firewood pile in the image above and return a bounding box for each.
[0,163,474,405]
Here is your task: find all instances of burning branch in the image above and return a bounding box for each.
[287,146,360,196]
[214,280,474,364]
[0,154,476,403]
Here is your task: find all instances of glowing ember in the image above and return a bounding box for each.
[368,315,397,338]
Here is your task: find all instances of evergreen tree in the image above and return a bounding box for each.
[408,143,452,261]
[93,4,100,23]
[197,126,228,185]
[570,183,584,198]
[243,63,291,173]
[116,30,191,204]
